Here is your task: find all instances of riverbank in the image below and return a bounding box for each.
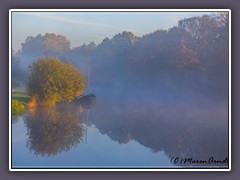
[12,89,30,103]
[12,89,30,116]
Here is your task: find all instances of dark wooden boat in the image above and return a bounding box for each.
[74,93,96,109]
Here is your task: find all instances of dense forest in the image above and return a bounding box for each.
[12,13,229,102]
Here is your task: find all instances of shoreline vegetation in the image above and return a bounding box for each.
[12,57,87,116]
[11,89,95,116]
[12,90,29,116]
[27,57,85,106]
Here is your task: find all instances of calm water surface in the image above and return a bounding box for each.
[12,92,228,168]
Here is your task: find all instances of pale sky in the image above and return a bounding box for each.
[11,11,213,51]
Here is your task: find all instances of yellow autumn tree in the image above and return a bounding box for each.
[27,57,84,105]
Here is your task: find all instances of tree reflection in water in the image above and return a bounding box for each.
[24,104,84,157]
[91,101,228,167]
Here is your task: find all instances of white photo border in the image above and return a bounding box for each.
[9,9,231,171]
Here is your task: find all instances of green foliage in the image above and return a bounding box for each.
[27,57,84,105]
[12,100,26,116]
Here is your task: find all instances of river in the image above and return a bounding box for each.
[11,89,229,169]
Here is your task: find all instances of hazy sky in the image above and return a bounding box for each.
[11,11,213,51]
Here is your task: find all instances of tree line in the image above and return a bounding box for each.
[12,13,229,101]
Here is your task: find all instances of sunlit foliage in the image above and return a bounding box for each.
[12,100,26,115]
[27,57,84,105]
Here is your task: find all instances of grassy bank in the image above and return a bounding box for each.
[12,90,30,116]
[12,90,30,103]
